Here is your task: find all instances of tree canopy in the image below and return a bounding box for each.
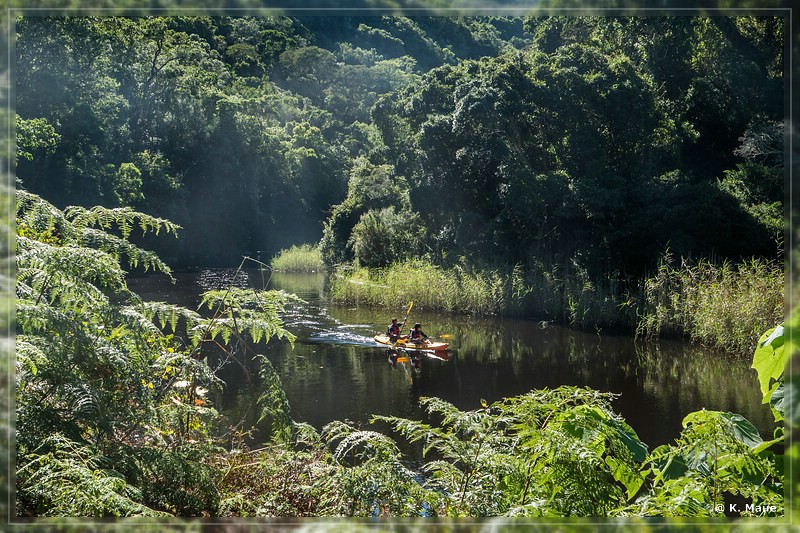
[16,15,783,275]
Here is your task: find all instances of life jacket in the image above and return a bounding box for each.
[388,323,401,336]
[410,328,425,340]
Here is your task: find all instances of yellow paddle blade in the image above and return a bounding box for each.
[439,334,454,339]
[397,357,410,363]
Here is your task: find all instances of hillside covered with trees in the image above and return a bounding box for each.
[16,15,784,273]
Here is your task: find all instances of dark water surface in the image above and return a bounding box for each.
[127,268,774,449]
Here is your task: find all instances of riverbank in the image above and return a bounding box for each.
[328,256,783,357]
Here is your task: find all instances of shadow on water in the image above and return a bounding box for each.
[127,269,775,449]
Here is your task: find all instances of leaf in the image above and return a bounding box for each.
[784,306,800,358]
[751,324,786,400]
[718,412,763,450]
[649,445,688,485]
[768,381,785,422]
[784,374,800,427]
[682,410,764,450]
[605,455,644,499]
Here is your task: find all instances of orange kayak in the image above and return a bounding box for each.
[373,334,449,352]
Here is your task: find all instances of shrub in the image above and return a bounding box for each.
[349,206,420,268]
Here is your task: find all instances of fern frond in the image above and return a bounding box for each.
[332,430,401,465]
[16,301,89,340]
[255,355,293,444]
[66,205,180,239]
[200,287,301,314]
[15,337,46,381]
[117,306,163,338]
[291,422,322,448]
[16,189,73,241]
[418,396,496,438]
[138,301,201,334]
[17,434,169,517]
[79,227,173,276]
[189,290,296,348]
[95,344,132,368]
[63,383,100,420]
[121,444,221,515]
[321,420,358,445]
[17,237,127,293]
[421,459,462,485]
[371,415,441,457]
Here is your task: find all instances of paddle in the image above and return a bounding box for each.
[400,301,413,329]
[392,301,414,348]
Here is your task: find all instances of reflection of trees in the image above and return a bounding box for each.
[633,341,771,436]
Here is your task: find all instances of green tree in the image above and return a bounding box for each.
[15,115,60,165]
[350,206,421,268]
[112,162,144,206]
[320,158,412,267]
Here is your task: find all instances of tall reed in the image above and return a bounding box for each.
[328,259,506,315]
[271,244,324,272]
[636,253,784,355]
[328,258,629,323]
[329,254,783,356]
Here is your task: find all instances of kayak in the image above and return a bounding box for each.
[373,334,449,352]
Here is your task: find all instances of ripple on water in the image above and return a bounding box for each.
[308,331,377,346]
[196,268,253,291]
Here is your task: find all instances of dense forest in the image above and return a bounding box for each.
[13,13,791,521]
[16,15,784,272]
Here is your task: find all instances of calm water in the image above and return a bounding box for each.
[127,268,775,449]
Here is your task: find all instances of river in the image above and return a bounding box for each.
[127,267,775,450]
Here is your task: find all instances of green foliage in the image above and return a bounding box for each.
[329,259,505,316]
[309,378,782,518]
[349,206,421,268]
[16,435,168,517]
[256,355,294,444]
[15,191,295,517]
[13,13,788,518]
[271,243,324,272]
[750,308,797,424]
[17,14,782,293]
[16,190,179,277]
[621,410,782,517]
[320,158,411,267]
[15,114,60,164]
[327,257,630,330]
[198,286,297,346]
[637,252,784,355]
[318,419,437,517]
[112,162,144,207]
[216,445,330,517]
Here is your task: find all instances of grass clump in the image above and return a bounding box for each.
[329,259,506,315]
[636,253,783,355]
[271,244,324,272]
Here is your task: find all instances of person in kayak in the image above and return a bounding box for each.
[409,323,429,345]
[387,318,408,342]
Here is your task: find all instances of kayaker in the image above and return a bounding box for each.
[387,318,407,342]
[409,323,429,345]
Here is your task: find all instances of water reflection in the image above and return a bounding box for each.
[127,269,775,449]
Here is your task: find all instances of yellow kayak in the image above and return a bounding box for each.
[374,334,449,352]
